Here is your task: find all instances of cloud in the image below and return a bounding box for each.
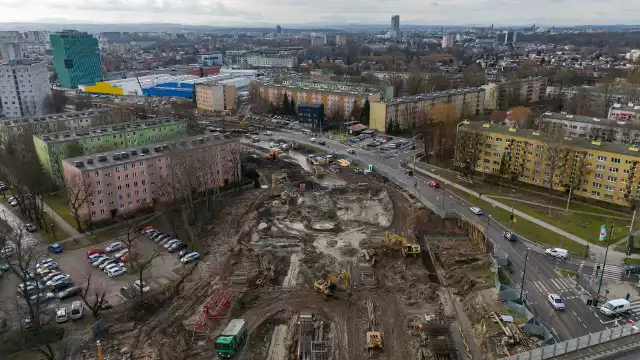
[0,0,639,25]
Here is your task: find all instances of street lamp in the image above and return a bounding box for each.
[596,224,615,306]
[520,247,531,302]
[510,189,516,231]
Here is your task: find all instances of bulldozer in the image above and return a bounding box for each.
[384,232,421,257]
[314,272,350,296]
[365,331,383,350]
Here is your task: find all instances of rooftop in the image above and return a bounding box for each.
[35,118,183,143]
[2,109,110,127]
[377,87,485,105]
[460,122,640,157]
[541,112,640,131]
[611,103,640,113]
[64,134,237,171]
[0,59,43,67]
[257,81,378,96]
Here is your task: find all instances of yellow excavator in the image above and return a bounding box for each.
[314,272,350,296]
[384,232,421,257]
[366,331,383,351]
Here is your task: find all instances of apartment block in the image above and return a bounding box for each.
[0,59,50,118]
[34,118,187,181]
[335,34,347,46]
[457,122,640,206]
[369,88,485,132]
[62,135,240,221]
[50,30,103,88]
[487,76,547,109]
[280,79,394,101]
[0,108,110,136]
[539,112,640,145]
[255,82,380,120]
[608,103,640,122]
[243,56,297,68]
[195,82,237,112]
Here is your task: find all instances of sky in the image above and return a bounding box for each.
[0,0,639,26]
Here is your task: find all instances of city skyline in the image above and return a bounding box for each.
[0,0,639,27]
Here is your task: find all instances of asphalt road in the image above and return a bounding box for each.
[250,128,617,341]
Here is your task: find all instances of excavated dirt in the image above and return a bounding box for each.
[76,156,490,360]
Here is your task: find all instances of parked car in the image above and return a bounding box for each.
[545,248,569,260]
[24,223,37,232]
[169,242,187,253]
[55,307,69,323]
[45,275,69,286]
[548,294,565,310]
[179,248,195,258]
[133,280,151,293]
[27,292,55,304]
[107,267,126,278]
[105,242,123,253]
[42,272,62,283]
[164,239,180,249]
[99,258,118,270]
[103,263,124,273]
[158,236,173,245]
[87,249,105,258]
[93,257,113,268]
[181,252,200,264]
[428,180,440,188]
[347,148,356,154]
[113,249,129,258]
[50,279,72,291]
[88,254,105,263]
[502,231,517,241]
[36,262,58,273]
[56,286,81,300]
[70,301,84,320]
[47,244,63,254]
[37,258,55,267]
[0,246,14,258]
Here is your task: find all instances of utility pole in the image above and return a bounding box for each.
[510,189,516,231]
[596,224,614,306]
[628,204,636,254]
[520,247,531,302]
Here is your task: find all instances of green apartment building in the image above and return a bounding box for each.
[50,30,103,88]
[34,118,187,181]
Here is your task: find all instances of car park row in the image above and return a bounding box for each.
[139,225,201,264]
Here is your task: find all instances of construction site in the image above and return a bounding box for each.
[75,149,542,360]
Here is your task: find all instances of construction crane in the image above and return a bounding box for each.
[385,232,421,257]
[314,272,349,296]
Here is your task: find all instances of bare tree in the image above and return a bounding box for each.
[566,150,591,208]
[65,173,94,231]
[133,249,162,301]
[79,274,107,318]
[539,129,569,209]
[454,129,487,178]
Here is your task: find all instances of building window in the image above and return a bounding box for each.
[607,176,617,182]
[594,173,603,179]
[91,211,96,217]
[596,164,605,171]
[96,180,101,186]
[592,182,602,188]
[597,156,607,162]
[116,167,120,172]
[99,199,104,205]
[120,204,125,209]
[91,201,95,207]
[591,191,600,197]
[609,168,619,173]
[97,190,102,195]
[100,209,105,214]
[128,201,133,207]
[117,176,121,181]
[139,161,144,166]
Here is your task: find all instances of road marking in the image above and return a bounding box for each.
[572,309,577,316]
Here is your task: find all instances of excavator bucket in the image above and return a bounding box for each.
[365,331,383,349]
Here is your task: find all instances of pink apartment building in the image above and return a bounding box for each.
[62,135,241,222]
[608,103,640,122]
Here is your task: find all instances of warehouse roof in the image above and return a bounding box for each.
[460,122,640,157]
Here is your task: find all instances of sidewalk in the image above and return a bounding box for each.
[410,164,635,263]
[42,201,81,238]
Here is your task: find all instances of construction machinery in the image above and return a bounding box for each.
[384,232,421,257]
[314,272,349,296]
[215,318,248,358]
[365,331,383,350]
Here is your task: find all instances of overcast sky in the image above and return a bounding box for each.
[0,0,639,26]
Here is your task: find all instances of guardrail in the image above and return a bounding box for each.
[503,325,640,360]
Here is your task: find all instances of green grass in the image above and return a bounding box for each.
[555,268,577,277]
[43,194,77,229]
[507,202,630,245]
[624,258,640,265]
[451,189,587,256]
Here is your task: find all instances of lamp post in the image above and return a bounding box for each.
[596,224,615,306]
[520,247,531,302]
[510,189,516,231]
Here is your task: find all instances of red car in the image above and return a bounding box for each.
[428,180,440,189]
[86,249,105,258]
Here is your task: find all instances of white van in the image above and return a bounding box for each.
[600,298,630,316]
[545,248,569,260]
[302,129,312,135]
[70,301,84,320]
[263,131,272,136]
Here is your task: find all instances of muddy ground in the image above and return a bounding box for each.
[70,152,492,360]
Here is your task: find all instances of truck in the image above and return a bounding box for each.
[215,319,248,358]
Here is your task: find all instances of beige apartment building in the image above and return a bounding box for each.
[255,82,380,119]
[369,88,485,132]
[195,83,237,113]
[482,77,547,109]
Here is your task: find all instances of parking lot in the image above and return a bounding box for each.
[0,224,196,331]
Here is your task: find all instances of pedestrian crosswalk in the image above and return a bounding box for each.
[628,300,640,314]
[532,277,579,297]
[592,264,624,282]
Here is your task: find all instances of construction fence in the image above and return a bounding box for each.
[502,325,640,360]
